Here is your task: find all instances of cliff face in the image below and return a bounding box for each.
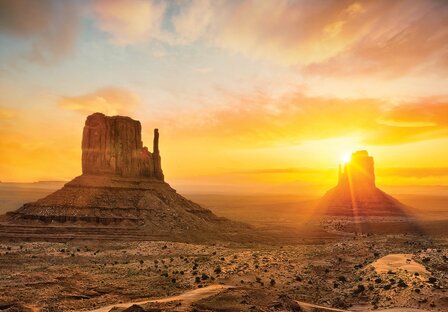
[82,113,163,180]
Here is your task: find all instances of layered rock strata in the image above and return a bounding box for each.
[81,113,163,179]
[6,113,245,239]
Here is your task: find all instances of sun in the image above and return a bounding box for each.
[341,153,351,164]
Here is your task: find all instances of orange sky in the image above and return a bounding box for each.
[0,0,447,192]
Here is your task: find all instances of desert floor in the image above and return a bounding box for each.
[0,183,447,311]
[1,232,447,311]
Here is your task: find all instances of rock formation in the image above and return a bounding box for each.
[6,113,246,241]
[318,150,409,217]
[81,113,163,179]
[338,150,375,189]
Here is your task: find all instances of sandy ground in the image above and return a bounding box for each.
[0,233,447,311]
[89,285,234,312]
[1,185,447,311]
[371,254,430,277]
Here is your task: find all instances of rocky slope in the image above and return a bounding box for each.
[3,113,248,241]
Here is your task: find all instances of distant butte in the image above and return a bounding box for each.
[6,113,247,241]
[318,150,410,217]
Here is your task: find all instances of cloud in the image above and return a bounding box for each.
[93,0,166,46]
[0,0,80,64]
[366,100,448,144]
[117,0,446,78]
[234,168,333,175]
[303,1,448,78]
[2,0,446,78]
[380,101,448,127]
[58,87,140,116]
[165,92,381,146]
[378,167,448,178]
[159,90,448,147]
[206,0,448,77]
[171,0,213,44]
[207,0,368,66]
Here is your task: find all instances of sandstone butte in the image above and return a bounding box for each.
[318,150,411,217]
[5,113,248,241]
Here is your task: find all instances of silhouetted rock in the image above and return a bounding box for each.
[318,150,410,217]
[338,150,375,189]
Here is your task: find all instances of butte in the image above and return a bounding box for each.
[317,150,411,217]
[3,113,247,241]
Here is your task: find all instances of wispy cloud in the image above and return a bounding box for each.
[234,168,333,175]
[58,87,140,116]
[0,0,80,64]
[303,1,448,78]
[2,0,447,77]
[87,0,448,79]
[93,0,166,46]
[157,91,448,146]
[236,167,448,178]
[378,167,448,178]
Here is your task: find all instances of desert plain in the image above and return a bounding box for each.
[1,183,447,312]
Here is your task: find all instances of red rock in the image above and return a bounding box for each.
[81,113,163,180]
[5,113,247,240]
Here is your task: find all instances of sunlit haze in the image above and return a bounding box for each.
[1,0,447,194]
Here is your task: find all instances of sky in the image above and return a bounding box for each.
[0,0,447,193]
